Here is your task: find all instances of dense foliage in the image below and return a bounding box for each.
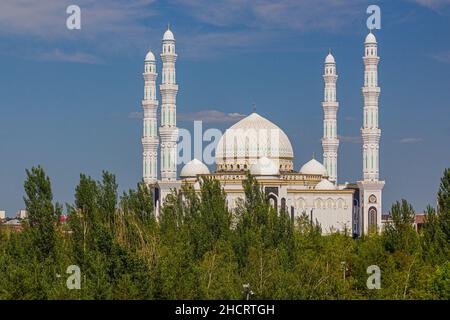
[0,167,449,300]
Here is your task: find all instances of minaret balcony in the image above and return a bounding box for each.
[160,54,177,63]
[362,87,380,94]
[143,73,157,81]
[363,56,380,64]
[322,138,340,146]
[141,137,159,148]
[159,127,179,141]
[142,100,158,107]
[160,84,179,92]
[322,102,339,111]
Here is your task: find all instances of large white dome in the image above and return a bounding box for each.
[180,159,210,178]
[299,158,327,176]
[215,113,294,172]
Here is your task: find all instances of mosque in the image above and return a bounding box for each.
[139,26,384,236]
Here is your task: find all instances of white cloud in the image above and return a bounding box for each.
[410,0,450,10]
[0,0,158,60]
[128,111,143,119]
[3,0,446,62]
[398,137,424,144]
[179,30,273,59]
[170,0,374,59]
[128,109,246,123]
[173,0,367,31]
[178,110,246,123]
[431,51,450,64]
[39,49,102,64]
[338,135,360,144]
[0,0,156,39]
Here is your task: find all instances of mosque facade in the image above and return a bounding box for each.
[139,27,384,236]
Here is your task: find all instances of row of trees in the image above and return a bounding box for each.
[0,167,448,299]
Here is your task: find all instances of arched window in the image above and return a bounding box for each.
[368,207,377,229]
[327,198,333,209]
[314,198,324,209]
[268,193,278,210]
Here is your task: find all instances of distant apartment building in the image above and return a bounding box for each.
[381,213,427,233]
[0,210,6,220]
[15,209,28,219]
[414,213,426,232]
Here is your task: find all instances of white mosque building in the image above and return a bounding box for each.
[139,26,384,236]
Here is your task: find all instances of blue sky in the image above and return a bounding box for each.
[0,0,449,216]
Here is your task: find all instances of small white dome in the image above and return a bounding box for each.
[250,157,279,176]
[365,31,377,44]
[299,158,327,176]
[315,178,336,190]
[325,52,335,64]
[180,159,210,178]
[145,50,155,61]
[163,28,175,41]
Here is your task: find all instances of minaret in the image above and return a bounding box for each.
[321,50,339,183]
[357,30,385,235]
[362,30,381,181]
[159,25,179,181]
[142,49,159,184]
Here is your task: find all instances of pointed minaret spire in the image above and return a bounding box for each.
[357,30,385,235]
[362,30,380,181]
[321,49,339,183]
[160,24,178,181]
[141,48,159,184]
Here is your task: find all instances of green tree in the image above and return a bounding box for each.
[197,240,241,299]
[421,205,447,264]
[421,169,450,264]
[383,199,419,254]
[429,261,450,299]
[437,168,450,249]
[121,181,155,225]
[23,166,58,260]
